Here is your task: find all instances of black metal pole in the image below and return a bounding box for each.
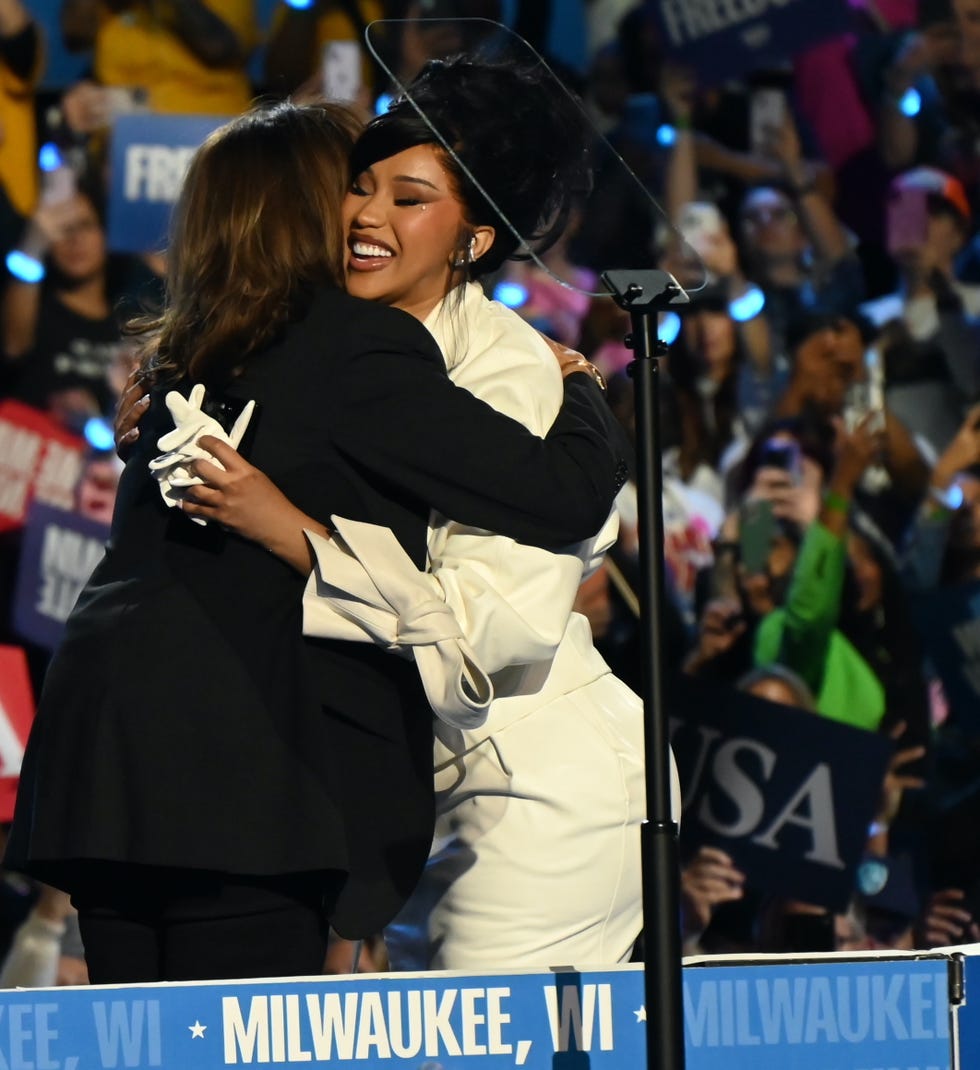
[601,271,687,1070]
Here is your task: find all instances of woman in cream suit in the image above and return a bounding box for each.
[173,58,680,970]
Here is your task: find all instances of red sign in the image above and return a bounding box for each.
[0,646,35,822]
[0,400,86,533]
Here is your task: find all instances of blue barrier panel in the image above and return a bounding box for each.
[0,955,956,1068]
[959,950,980,1070]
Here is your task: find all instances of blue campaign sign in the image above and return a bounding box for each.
[911,581,980,733]
[650,0,852,85]
[960,950,980,1069]
[12,502,108,651]
[0,957,953,1069]
[669,676,893,912]
[107,114,227,253]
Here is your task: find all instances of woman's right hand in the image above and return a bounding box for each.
[114,367,151,458]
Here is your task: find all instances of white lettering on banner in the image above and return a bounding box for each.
[698,737,775,836]
[0,422,42,519]
[684,973,949,1048]
[0,474,30,519]
[33,442,84,511]
[92,1000,162,1067]
[0,693,25,778]
[542,984,614,1052]
[0,422,42,473]
[752,762,845,869]
[0,1002,63,1070]
[659,0,799,46]
[36,524,105,622]
[224,987,518,1064]
[668,719,848,871]
[124,145,197,203]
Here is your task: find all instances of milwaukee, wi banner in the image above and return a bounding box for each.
[0,956,955,1069]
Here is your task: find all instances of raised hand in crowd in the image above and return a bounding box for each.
[930,403,980,498]
[866,720,927,856]
[59,79,116,135]
[680,846,746,954]
[914,889,980,948]
[745,458,821,529]
[683,597,747,675]
[814,414,881,533]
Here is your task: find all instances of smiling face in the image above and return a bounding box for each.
[342,144,494,321]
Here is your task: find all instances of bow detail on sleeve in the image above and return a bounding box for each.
[303,516,494,731]
[148,384,256,526]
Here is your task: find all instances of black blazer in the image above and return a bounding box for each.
[6,287,626,936]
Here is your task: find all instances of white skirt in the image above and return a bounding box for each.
[385,671,680,971]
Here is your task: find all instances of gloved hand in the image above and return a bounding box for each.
[148,384,255,525]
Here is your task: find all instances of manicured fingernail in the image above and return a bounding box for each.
[139,394,150,406]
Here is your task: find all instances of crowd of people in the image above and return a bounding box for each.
[1,0,980,984]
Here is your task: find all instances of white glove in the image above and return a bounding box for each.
[148,384,255,526]
[303,517,494,730]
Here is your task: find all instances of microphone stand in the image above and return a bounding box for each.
[601,269,689,1070]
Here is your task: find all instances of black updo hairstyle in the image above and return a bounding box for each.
[349,55,592,278]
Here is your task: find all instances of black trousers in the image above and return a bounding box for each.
[72,863,344,984]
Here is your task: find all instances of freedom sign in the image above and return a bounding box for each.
[108,114,227,253]
[668,675,893,911]
[0,401,86,534]
[651,0,853,85]
[0,955,954,1070]
[12,502,109,651]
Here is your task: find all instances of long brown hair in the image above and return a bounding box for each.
[137,101,361,384]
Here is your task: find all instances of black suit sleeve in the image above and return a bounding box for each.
[327,328,627,549]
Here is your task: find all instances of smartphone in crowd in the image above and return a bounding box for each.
[845,346,886,435]
[758,437,802,485]
[39,145,76,207]
[677,201,725,264]
[886,187,929,258]
[739,498,776,574]
[749,87,786,153]
[322,40,362,104]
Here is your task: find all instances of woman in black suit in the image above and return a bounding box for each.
[4,102,624,983]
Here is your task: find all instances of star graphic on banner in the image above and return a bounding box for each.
[189,1021,207,1039]
[634,1006,646,1023]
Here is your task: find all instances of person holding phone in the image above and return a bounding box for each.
[6,100,626,983]
[131,57,680,972]
[1,167,123,427]
[737,106,864,360]
[860,167,980,437]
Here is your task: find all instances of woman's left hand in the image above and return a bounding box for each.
[180,436,297,547]
[537,332,607,390]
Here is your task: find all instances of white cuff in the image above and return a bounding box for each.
[303,517,492,730]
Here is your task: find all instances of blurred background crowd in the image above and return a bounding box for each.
[2,0,980,984]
